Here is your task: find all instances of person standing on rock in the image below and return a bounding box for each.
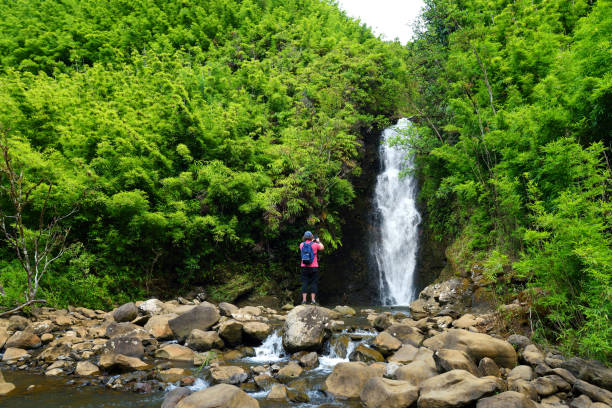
[300,231,324,305]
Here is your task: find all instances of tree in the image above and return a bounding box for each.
[0,128,75,316]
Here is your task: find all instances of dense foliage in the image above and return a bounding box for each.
[405,0,611,359]
[0,0,410,309]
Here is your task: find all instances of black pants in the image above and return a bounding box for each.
[301,267,318,294]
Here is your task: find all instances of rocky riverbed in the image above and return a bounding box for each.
[0,278,610,408]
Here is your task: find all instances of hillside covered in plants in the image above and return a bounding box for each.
[403,0,611,359]
[0,0,410,308]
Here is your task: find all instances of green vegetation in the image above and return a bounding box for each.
[405,0,611,359]
[0,0,410,309]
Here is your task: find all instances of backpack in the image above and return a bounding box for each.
[301,241,315,265]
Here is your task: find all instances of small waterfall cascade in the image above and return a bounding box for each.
[373,118,422,305]
[247,331,287,363]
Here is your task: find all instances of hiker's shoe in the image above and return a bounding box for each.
[301,300,307,305]
[310,301,317,305]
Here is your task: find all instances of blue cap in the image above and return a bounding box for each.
[304,231,314,239]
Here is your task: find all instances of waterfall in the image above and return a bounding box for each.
[373,118,421,305]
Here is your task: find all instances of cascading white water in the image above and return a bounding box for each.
[374,118,421,305]
[246,331,287,363]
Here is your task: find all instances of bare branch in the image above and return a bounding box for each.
[0,299,46,317]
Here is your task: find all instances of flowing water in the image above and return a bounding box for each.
[373,118,422,305]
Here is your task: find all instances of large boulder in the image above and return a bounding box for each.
[139,299,166,315]
[98,353,151,371]
[395,349,438,386]
[105,336,144,358]
[372,332,402,356]
[75,361,101,376]
[155,344,195,361]
[384,324,424,347]
[169,304,220,341]
[176,384,259,408]
[5,330,41,349]
[573,379,612,405]
[476,391,537,408]
[218,302,239,317]
[348,344,385,363]
[243,322,271,344]
[325,362,379,399]
[144,314,177,339]
[1,347,29,362]
[209,366,248,385]
[418,370,502,408]
[276,362,303,383]
[218,320,243,346]
[106,322,147,338]
[282,305,330,352]
[0,370,16,396]
[360,377,419,408]
[434,349,479,376]
[388,344,420,364]
[423,329,517,368]
[562,357,612,390]
[113,302,139,323]
[186,330,224,351]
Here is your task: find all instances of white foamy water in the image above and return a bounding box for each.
[165,377,208,393]
[374,118,422,305]
[245,331,287,363]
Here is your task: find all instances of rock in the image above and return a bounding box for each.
[569,395,592,408]
[509,365,535,381]
[219,302,239,317]
[113,302,139,323]
[144,314,177,339]
[295,351,318,369]
[105,336,144,358]
[507,335,531,350]
[532,376,559,397]
[348,344,385,363]
[8,315,29,331]
[106,322,146,338]
[573,379,612,405]
[254,374,277,390]
[423,328,517,368]
[551,368,578,385]
[277,362,303,383]
[388,344,420,364]
[562,357,612,390]
[0,370,16,396]
[243,322,271,344]
[31,320,56,335]
[476,391,538,408]
[53,314,73,327]
[169,304,220,342]
[395,359,438,386]
[334,306,356,316]
[409,298,439,320]
[162,387,192,408]
[281,304,294,311]
[155,344,195,361]
[522,344,545,366]
[479,357,501,377]
[41,333,53,343]
[218,320,243,346]
[159,368,189,383]
[372,332,402,356]
[1,347,29,362]
[37,343,71,362]
[45,368,63,376]
[5,330,41,349]
[372,314,393,331]
[325,362,379,399]
[75,361,100,376]
[210,366,248,385]
[176,384,258,408]
[287,387,310,403]
[267,384,288,400]
[435,349,479,376]
[282,305,330,352]
[359,377,418,408]
[453,314,478,329]
[384,324,424,347]
[99,353,151,371]
[418,370,502,408]
[186,330,224,351]
[139,299,166,315]
[0,329,7,350]
[508,378,539,401]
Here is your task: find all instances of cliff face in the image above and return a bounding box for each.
[319,127,382,305]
